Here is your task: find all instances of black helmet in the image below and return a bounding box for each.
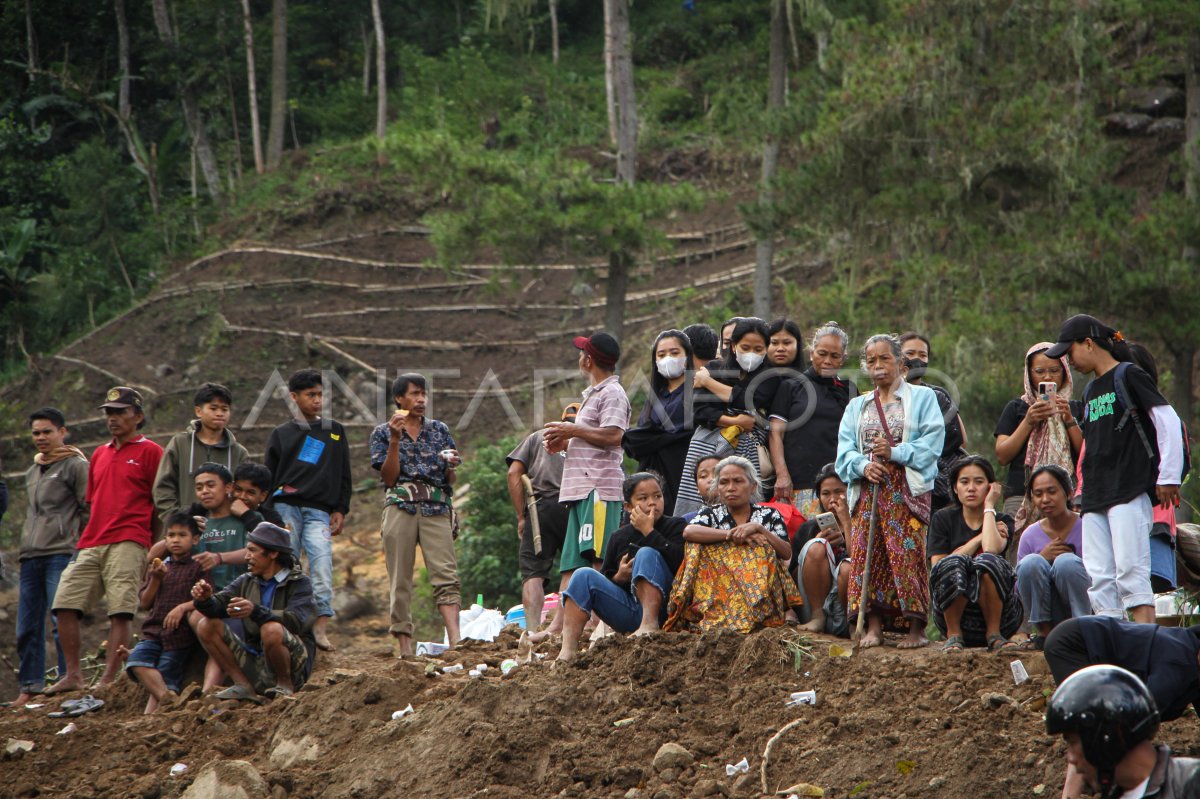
[1046,665,1159,780]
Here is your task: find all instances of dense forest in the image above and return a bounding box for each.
[1,0,1197,446]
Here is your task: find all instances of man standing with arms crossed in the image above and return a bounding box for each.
[49,387,163,694]
[544,333,631,607]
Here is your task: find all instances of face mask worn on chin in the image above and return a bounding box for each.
[903,358,928,379]
[656,356,687,380]
[736,351,765,372]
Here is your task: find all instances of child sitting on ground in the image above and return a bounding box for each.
[123,513,208,713]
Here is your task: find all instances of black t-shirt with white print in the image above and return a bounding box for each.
[1080,364,1169,514]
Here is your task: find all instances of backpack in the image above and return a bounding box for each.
[1083,361,1191,483]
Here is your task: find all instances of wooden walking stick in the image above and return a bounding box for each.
[520,474,542,556]
[853,475,882,646]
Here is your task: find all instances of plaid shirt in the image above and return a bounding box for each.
[140,557,208,650]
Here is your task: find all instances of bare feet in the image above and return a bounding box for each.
[632,624,660,638]
[314,618,336,652]
[858,632,883,649]
[897,629,929,649]
[44,678,86,695]
[12,692,35,706]
[799,610,826,633]
[392,634,414,659]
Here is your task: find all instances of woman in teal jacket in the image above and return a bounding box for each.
[836,333,945,648]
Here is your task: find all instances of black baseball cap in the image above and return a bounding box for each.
[1045,314,1114,359]
[99,386,144,410]
[573,332,621,369]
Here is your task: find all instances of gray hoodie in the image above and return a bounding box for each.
[152,420,249,524]
[21,454,90,560]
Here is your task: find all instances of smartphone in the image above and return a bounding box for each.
[815,512,838,532]
[1038,381,1057,402]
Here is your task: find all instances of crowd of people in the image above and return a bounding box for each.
[5,312,1192,748]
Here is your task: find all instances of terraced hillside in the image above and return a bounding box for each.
[0,212,826,536]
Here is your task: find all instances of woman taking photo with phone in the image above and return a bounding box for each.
[993,342,1084,535]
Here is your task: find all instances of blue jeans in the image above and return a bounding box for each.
[1016,552,1092,628]
[275,504,334,617]
[125,638,193,693]
[17,554,71,692]
[562,547,674,633]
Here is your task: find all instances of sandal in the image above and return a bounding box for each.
[215,684,264,704]
[986,634,1020,653]
[942,635,965,653]
[1014,635,1044,651]
[263,686,294,700]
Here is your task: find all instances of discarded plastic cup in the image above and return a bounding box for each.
[391,704,415,720]
[1010,660,1030,686]
[786,690,817,707]
[169,763,189,777]
[500,659,519,675]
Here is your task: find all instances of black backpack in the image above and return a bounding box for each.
[1083,362,1191,483]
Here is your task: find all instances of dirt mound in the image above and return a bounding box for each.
[8,604,1200,799]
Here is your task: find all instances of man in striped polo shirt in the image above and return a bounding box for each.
[544,332,631,590]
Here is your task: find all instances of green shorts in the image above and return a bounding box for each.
[561,491,622,571]
[221,623,310,693]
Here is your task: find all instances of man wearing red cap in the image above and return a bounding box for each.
[545,333,631,586]
[49,386,164,694]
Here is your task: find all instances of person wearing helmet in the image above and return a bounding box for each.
[1044,616,1200,725]
[1046,665,1200,799]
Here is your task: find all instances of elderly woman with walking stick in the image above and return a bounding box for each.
[836,334,945,649]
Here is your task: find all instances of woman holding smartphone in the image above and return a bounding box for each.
[790,463,853,636]
[993,342,1084,535]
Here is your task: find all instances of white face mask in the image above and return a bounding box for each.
[656,355,686,380]
[736,351,765,372]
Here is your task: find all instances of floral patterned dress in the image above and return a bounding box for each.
[664,503,803,633]
[848,396,931,627]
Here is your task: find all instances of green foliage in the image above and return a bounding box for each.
[455,434,526,612]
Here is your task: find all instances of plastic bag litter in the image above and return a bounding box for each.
[391,704,415,720]
[726,757,750,776]
[459,604,506,642]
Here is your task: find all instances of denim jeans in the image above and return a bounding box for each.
[275,503,334,617]
[1016,552,1092,627]
[562,547,674,633]
[17,553,71,692]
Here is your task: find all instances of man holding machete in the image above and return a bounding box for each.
[507,404,580,641]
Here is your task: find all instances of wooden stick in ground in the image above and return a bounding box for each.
[853,479,882,645]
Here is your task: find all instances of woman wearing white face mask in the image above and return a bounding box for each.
[623,330,696,514]
[674,318,773,516]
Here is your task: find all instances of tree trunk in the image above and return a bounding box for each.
[151,0,223,201]
[1180,33,1199,427]
[604,250,631,341]
[603,0,617,146]
[372,0,387,161]
[753,0,787,319]
[610,0,637,186]
[24,0,37,75]
[605,0,637,341]
[241,0,265,174]
[549,0,560,65]
[114,0,130,119]
[266,0,288,169]
[361,20,373,97]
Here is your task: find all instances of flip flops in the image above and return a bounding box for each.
[263,686,294,700]
[215,684,264,704]
[48,695,104,717]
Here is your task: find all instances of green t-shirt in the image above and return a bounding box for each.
[200,515,248,588]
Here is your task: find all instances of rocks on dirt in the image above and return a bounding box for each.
[180,760,268,799]
[269,735,321,768]
[653,742,695,773]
